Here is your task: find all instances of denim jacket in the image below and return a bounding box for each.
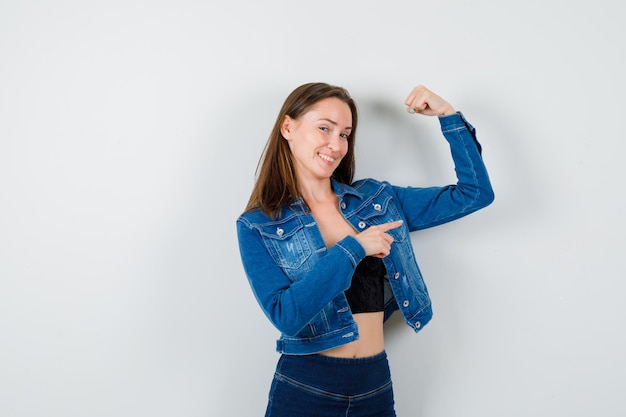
[236,112,494,355]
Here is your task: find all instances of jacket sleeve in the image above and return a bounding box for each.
[391,112,495,231]
[236,218,366,336]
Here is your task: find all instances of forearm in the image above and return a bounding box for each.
[237,221,365,336]
[393,112,494,230]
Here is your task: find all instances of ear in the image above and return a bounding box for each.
[280,115,293,140]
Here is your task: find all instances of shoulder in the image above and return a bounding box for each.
[237,206,300,229]
[237,208,271,228]
[351,178,395,197]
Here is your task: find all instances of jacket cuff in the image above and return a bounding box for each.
[334,235,366,267]
[438,111,482,154]
[438,111,473,130]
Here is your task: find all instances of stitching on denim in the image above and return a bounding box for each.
[274,372,392,401]
[335,240,358,266]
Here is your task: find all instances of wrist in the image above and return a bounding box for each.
[439,105,456,116]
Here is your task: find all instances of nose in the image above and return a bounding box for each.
[326,134,342,150]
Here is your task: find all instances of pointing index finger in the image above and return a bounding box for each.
[379,220,404,232]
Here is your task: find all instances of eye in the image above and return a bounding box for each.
[319,126,330,133]
[340,132,349,140]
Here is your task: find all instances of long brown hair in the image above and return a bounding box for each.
[244,82,358,218]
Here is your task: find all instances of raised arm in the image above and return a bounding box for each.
[393,85,494,230]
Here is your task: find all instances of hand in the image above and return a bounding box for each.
[354,220,403,258]
[404,85,456,117]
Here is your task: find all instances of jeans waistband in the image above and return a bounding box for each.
[299,350,388,365]
[275,350,391,397]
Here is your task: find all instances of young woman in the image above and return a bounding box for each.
[236,82,494,417]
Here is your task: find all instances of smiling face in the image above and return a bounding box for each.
[281,97,353,186]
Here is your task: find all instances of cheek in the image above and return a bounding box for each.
[340,142,349,157]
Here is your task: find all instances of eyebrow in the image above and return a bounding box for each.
[318,118,352,131]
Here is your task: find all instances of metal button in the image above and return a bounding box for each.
[340,202,346,209]
[394,272,400,279]
[276,227,284,236]
[373,203,382,211]
[415,321,421,329]
[402,300,409,307]
[358,221,366,229]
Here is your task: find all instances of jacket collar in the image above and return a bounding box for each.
[331,178,363,199]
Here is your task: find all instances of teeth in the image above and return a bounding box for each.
[319,153,335,162]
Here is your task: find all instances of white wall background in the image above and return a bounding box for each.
[1,0,624,416]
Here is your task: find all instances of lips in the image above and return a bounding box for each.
[318,153,336,164]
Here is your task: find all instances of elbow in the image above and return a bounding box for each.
[482,185,495,207]
[266,304,308,337]
[273,317,306,338]
[472,175,495,209]
[464,184,494,213]
[461,183,495,212]
[474,188,494,211]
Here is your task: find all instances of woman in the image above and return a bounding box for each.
[236,82,494,417]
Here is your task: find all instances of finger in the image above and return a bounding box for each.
[407,103,425,114]
[373,247,390,258]
[404,90,417,107]
[404,85,426,106]
[377,220,404,232]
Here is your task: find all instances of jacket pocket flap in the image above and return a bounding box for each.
[257,216,304,240]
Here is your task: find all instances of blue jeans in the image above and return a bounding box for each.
[265,351,396,417]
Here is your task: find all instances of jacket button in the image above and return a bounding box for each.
[402,300,409,307]
[373,203,382,211]
[276,227,284,236]
[415,321,421,329]
[358,221,366,229]
[394,272,400,279]
[340,202,346,209]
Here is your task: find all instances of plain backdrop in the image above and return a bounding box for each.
[1,0,624,416]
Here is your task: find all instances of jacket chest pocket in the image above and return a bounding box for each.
[258,217,313,274]
[355,194,407,243]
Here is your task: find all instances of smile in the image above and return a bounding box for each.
[318,153,335,163]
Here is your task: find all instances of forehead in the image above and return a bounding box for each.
[305,97,352,124]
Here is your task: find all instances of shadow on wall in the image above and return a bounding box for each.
[354,98,456,186]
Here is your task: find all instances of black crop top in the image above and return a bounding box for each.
[344,256,386,314]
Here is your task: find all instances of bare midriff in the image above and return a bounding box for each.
[320,311,385,358]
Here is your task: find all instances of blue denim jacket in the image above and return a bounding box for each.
[236,113,494,355]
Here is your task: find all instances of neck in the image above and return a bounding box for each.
[298,177,335,205]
